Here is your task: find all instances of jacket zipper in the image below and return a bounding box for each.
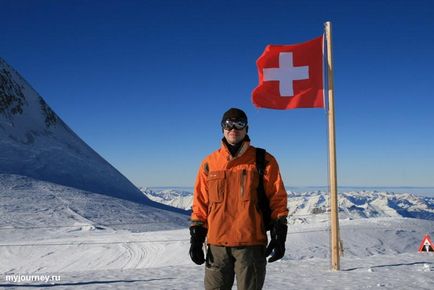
[240,169,246,198]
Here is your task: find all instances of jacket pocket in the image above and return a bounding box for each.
[240,168,259,202]
[207,170,225,202]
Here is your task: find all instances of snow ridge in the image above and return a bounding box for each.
[0,174,189,239]
[0,57,150,205]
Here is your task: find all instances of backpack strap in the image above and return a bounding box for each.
[256,148,266,178]
[256,148,272,231]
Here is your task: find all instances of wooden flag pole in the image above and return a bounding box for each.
[325,21,341,271]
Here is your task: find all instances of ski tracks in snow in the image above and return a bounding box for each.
[118,235,189,269]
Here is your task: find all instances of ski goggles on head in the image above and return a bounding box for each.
[221,119,247,130]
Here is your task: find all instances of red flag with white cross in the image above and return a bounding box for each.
[252,35,324,109]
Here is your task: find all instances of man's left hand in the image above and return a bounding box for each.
[265,217,288,263]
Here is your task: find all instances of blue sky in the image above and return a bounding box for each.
[2,0,433,187]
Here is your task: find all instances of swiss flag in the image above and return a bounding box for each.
[252,35,324,110]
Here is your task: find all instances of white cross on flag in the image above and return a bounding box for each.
[252,35,324,109]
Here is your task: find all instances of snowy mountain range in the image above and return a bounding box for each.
[142,187,434,222]
[141,187,194,211]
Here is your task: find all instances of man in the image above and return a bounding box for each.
[189,108,288,290]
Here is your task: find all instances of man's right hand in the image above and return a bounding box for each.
[189,225,207,265]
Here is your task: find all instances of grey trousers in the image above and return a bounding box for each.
[204,245,266,290]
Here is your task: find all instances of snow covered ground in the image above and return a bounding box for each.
[1,175,433,289]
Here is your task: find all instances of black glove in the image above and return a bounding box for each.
[265,217,288,263]
[189,225,207,265]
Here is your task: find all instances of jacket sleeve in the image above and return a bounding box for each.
[190,159,209,226]
[263,153,288,220]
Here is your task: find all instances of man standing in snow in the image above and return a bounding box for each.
[189,108,288,290]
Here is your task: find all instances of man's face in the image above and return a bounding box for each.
[224,127,247,145]
[222,119,247,145]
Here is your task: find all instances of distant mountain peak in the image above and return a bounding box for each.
[143,188,434,222]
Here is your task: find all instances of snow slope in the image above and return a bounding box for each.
[0,58,148,203]
[1,176,433,289]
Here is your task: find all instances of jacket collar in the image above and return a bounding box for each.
[221,135,251,160]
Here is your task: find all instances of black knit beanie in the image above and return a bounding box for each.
[221,108,248,124]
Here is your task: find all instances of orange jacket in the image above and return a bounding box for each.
[191,139,288,246]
